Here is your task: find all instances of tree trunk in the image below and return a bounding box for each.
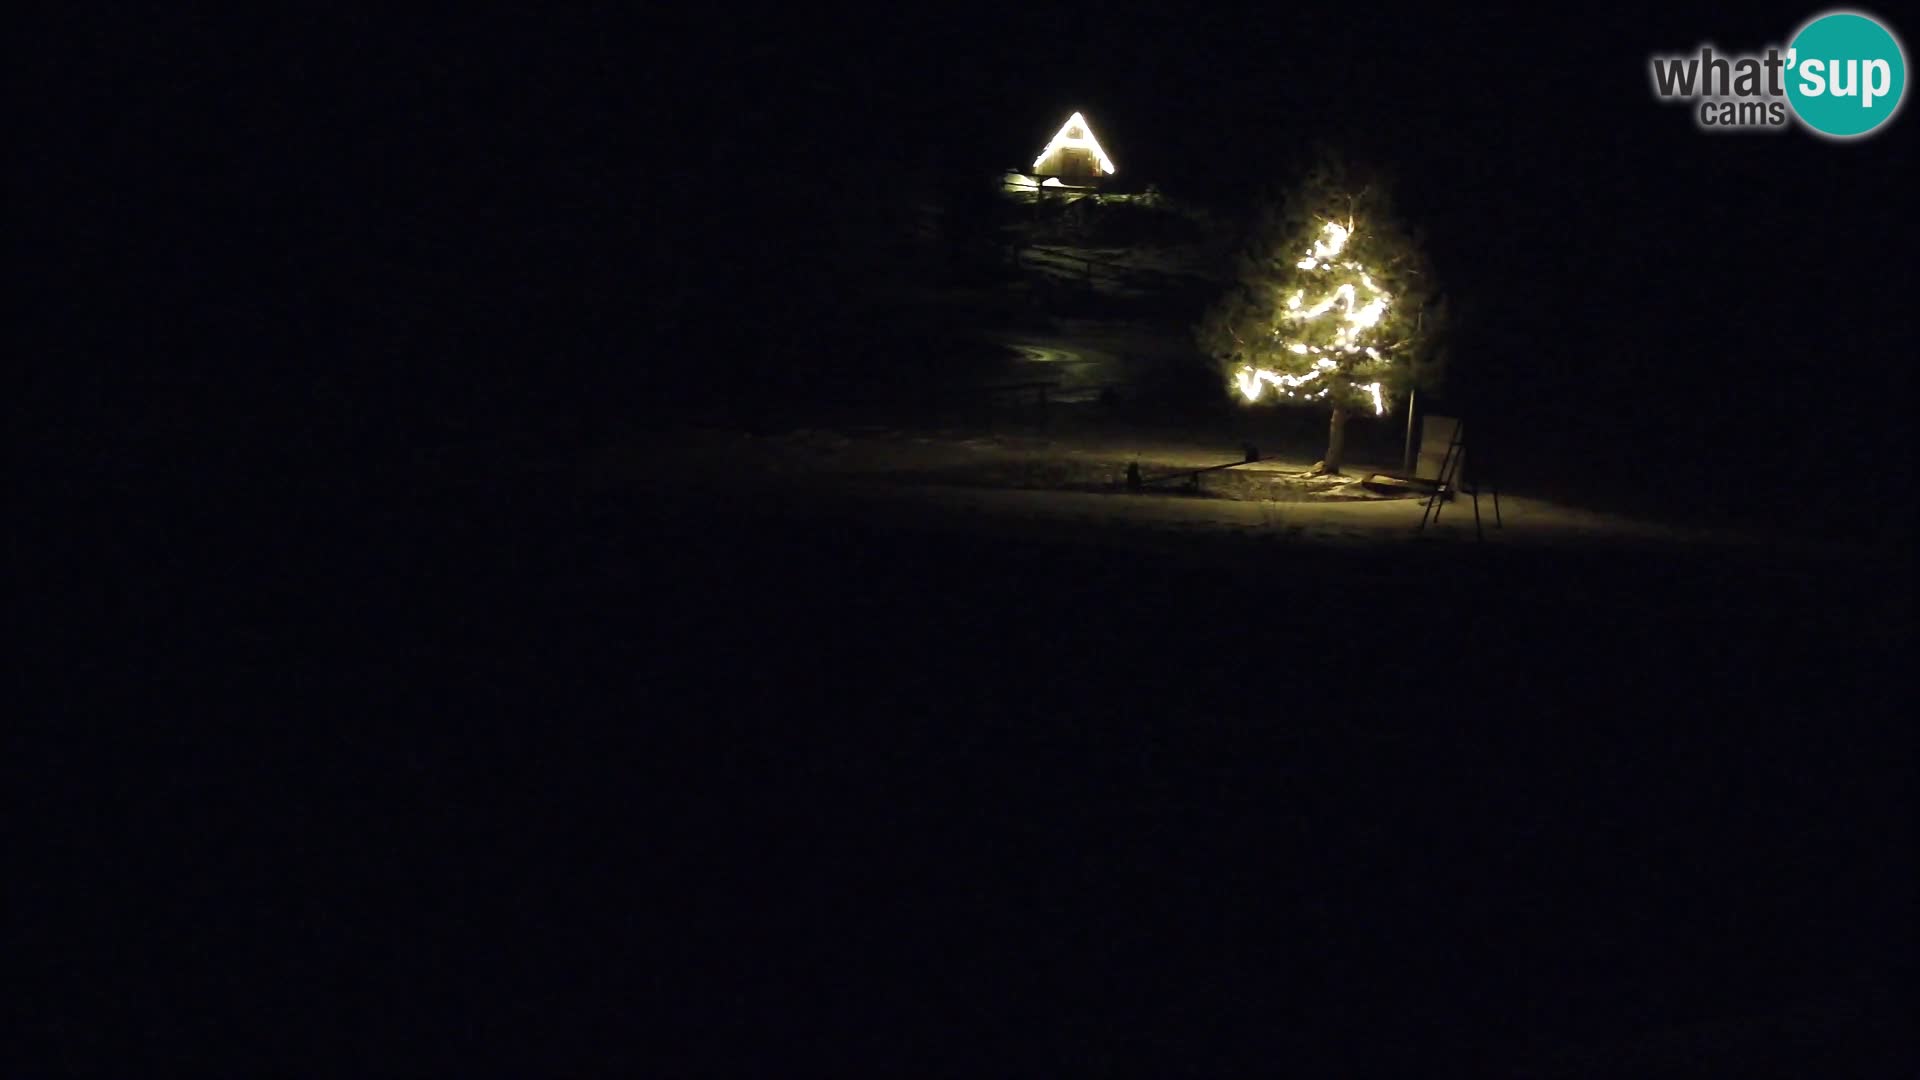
[1321,405,1349,475]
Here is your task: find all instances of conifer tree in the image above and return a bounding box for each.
[1197,153,1443,474]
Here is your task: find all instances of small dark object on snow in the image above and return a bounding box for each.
[1243,444,1260,463]
[1126,462,1142,491]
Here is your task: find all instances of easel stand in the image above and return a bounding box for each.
[1418,419,1501,540]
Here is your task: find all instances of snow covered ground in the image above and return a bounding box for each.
[388,412,1910,1077]
[976,318,1199,402]
[610,420,1827,566]
[1023,243,1213,279]
[1017,244,1215,300]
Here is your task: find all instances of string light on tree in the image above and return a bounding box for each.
[1231,219,1396,419]
[1195,155,1443,475]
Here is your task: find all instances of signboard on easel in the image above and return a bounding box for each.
[1417,415,1463,488]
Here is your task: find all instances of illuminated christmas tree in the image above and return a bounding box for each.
[1197,154,1442,475]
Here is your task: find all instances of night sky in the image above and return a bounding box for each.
[22,4,1910,492]
[685,3,1913,475]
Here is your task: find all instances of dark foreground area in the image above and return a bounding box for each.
[20,458,1914,1074]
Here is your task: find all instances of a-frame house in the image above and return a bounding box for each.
[1030,111,1116,188]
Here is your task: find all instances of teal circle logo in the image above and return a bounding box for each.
[1785,11,1907,137]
